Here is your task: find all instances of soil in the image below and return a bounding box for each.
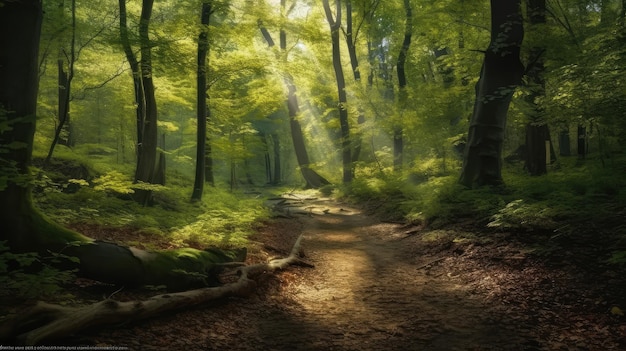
[33,196,626,350]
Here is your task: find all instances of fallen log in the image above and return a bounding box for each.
[1,235,306,346]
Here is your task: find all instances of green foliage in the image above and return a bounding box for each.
[170,189,270,248]
[0,241,77,300]
[487,199,558,231]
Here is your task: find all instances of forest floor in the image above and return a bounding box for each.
[54,195,626,350]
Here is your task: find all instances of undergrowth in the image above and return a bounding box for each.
[341,156,626,264]
[32,151,270,250]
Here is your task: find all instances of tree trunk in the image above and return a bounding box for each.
[260,132,274,184]
[558,129,571,156]
[192,1,212,202]
[524,0,552,176]
[395,0,412,172]
[134,0,159,205]
[324,0,352,184]
[45,0,76,163]
[0,0,40,249]
[459,0,524,187]
[345,1,368,174]
[271,132,281,184]
[258,15,329,189]
[205,141,215,185]
[577,124,587,158]
[287,82,330,188]
[56,58,70,147]
[118,0,145,166]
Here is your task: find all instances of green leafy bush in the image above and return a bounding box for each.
[0,241,78,300]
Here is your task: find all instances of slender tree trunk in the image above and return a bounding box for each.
[192,1,212,202]
[558,128,571,156]
[577,124,587,158]
[345,1,360,82]
[118,0,145,167]
[324,0,352,183]
[345,1,367,174]
[459,0,524,187]
[204,142,214,185]
[56,59,70,146]
[260,132,272,183]
[271,132,281,184]
[395,0,412,172]
[134,0,159,205]
[258,14,329,188]
[45,0,76,163]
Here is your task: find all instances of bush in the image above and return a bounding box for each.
[0,241,77,301]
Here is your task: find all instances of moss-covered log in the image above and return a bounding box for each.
[0,235,305,345]
[64,241,246,291]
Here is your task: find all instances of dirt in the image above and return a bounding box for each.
[51,196,626,350]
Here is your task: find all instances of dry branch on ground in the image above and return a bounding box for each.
[0,235,306,345]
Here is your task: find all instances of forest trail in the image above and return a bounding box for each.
[76,195,624,350]
[248,196,527,350]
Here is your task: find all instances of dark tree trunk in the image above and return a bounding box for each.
[345,0,360,82]
[459,0,524,187]
[118,0,145,165]
[345,1,367,173]
[134,0,159,205]
[577,124,587,158]
[56,59,70,146]
[525,123,549,174]
[271,133,281,184]
[205,141,215,186]
[524,0,552,176]
[0,0,44,250]
[258,15,329,189]
[192,1,212,202]
[286,82,329,188]
[559,128,571,156]
[261,133,273,183]
[395,0,412,172]
[324,0,352,184]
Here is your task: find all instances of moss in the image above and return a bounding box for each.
[30,206,91,247]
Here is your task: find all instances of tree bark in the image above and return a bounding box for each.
[459,0,524,187]
[344,0,368,173]
[258,14,329,188]
[45,0,76,163]
[118,0,145,166]
[524,0,553,176]
[324,0,352,183]
[0,0,44,250]
[271,132,281,184]
[395,0,412,172]
[192,1,212,202]
[134,0,159,205]
[577,124,587,158]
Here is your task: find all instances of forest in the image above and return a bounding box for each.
[0,0,625,349]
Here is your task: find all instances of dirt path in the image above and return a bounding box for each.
[247,198,528,351]
[75,196,624,350]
